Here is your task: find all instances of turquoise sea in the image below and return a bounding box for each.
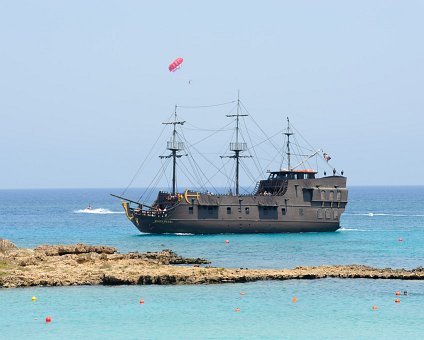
[1,186,423,339]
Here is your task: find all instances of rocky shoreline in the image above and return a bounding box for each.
[1,239,423,288]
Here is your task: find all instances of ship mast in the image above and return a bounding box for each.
[160,106,185,195]
[284,117,293,171]
[283,117,321,171]
[222,93,248,196]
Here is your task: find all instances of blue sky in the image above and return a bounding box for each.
[1,1,423,189]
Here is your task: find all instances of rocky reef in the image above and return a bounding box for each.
[1,239,423,288]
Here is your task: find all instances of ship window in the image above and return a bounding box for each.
[320,190,326,201]
[282,208,286,215]
[227,207,231,214]
[297,173,305,180]
[325,209,331,219]
[303,189,312,202]
[188,207,193,214]
[337,191,341,201]
[333,209,339,220]
[199,206,218,219]
[245,207,250,214]
[259,206,278,219]
[317,209,324,219]
[329,191,334,201]
[299,208,304,216]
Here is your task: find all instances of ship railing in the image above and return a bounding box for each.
[139,210,168,218]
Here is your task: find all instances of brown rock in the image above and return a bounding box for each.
[0,239,423,288]
[34,244,117,256]
[0,239,17,254]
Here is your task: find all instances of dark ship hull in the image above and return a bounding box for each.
[125,216,340,234]
[121,175,347,234]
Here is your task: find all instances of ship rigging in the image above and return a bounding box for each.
[112,96,348,234]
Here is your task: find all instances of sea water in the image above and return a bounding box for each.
[0,187,423,339]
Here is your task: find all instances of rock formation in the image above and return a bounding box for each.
[0,239,423,288]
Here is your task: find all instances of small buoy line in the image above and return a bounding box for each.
[30,296,52,324]
[29,288,413,322]
[372,290,409,309]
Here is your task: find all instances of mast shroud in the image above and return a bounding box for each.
[222,96,248,196]
[161,106,185,195]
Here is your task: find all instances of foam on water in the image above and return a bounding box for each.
[338,227,365,232]
[168,232,195,236]
[74,208,124,214]
[345,212,424,217]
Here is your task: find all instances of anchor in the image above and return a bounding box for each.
[184,189,200,204]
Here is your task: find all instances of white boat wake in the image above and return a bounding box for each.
[344,212,424,217]
[74,208,124,215]
[338,227,366,232]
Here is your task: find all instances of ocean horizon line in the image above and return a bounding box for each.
[1,184,424,191]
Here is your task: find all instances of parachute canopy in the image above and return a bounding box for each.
[168,57,183,72]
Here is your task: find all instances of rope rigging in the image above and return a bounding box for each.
[176,100,236,109]
[121,111,174,196]
[123,97,333,200]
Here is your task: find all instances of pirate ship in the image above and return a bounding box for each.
[112,97,348,234]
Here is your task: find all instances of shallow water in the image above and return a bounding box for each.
[1,280,423,339]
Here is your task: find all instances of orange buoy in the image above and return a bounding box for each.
[395,291,401,296]
[292,296,297,303]
[372,305,378,310]
[45,316,52,323]
[139,299,145,304]
[395,298,400,303]
[225,240,230,244]
[235,307,240,312]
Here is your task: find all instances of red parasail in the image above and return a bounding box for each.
[168,57,184,72]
